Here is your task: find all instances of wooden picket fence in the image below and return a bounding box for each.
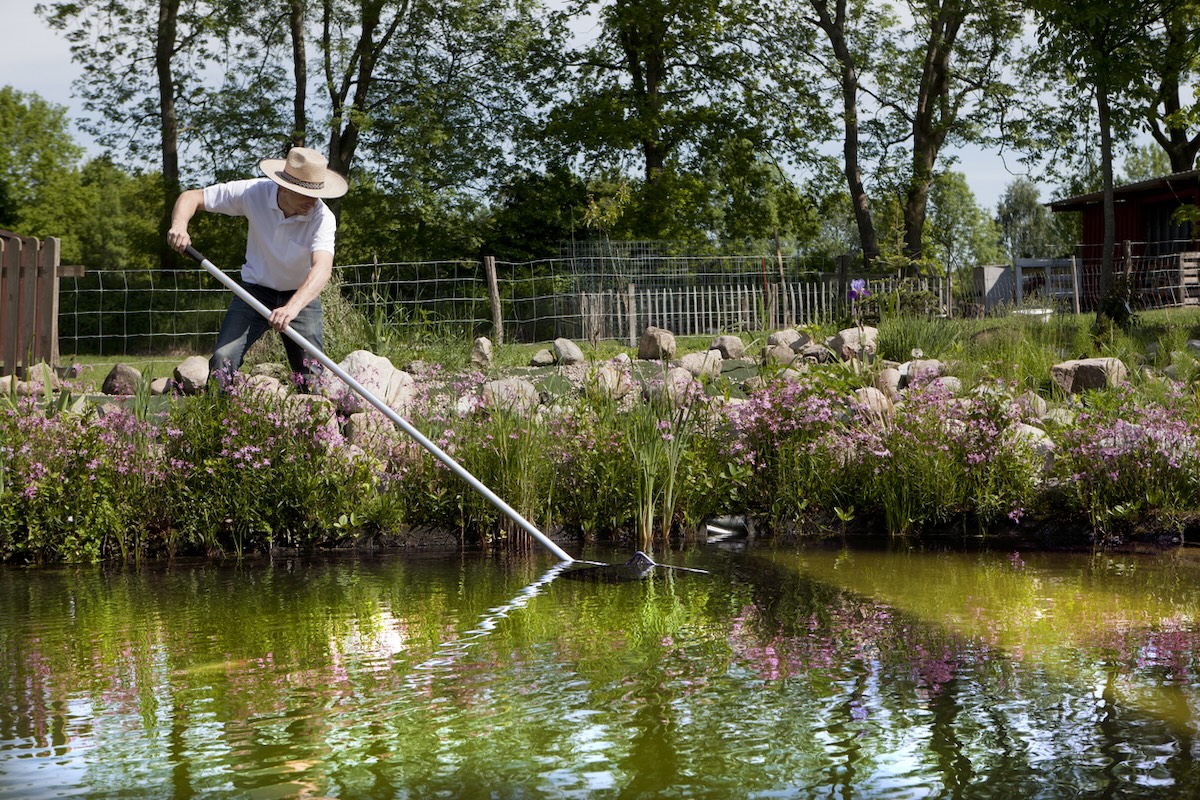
[0,231,79,378]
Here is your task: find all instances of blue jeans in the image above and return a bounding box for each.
[210,282,323,390]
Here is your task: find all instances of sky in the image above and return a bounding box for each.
[1,0,1027,213]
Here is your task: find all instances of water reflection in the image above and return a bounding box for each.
[0,544,1198,798]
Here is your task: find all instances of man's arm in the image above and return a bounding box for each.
[267,249,333,332]
[166,189,206,253]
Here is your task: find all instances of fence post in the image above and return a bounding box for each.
[484,255,503,346]
[627,283,636,347]
[836,255,849,311]
[1070,255,1081,314]
[35,237,61,368]
[0,235,18,376]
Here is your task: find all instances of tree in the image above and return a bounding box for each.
[780,0,886,265]
[480,169,591,261]
[926,171,1005,279]
[539,0,762,237]
[0,87,82,230]
[39,0,296,266]
[1122,142,1172,183]
[1026,0,1179,323]
[996,177,1070,260]
[321,0,409,191]
[1142,1,1200,172]
[873,0,1023,276]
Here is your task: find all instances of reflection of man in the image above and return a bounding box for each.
[166,147,348,390]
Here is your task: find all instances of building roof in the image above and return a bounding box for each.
[1049,170,1200,212]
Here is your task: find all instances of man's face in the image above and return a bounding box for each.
[278,186,317,217]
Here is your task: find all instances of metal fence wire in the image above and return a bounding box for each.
[55,241,1200,357]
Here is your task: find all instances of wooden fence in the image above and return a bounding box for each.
[573,280,843,346]
[0,232,75,378]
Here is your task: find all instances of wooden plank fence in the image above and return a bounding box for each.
[570,278,870,345]
[0,232,69,378]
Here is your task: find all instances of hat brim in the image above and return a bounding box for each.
[259,158,348,199]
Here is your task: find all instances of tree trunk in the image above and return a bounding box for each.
[1097,85,1118,320]
[1149,15,1200,174]
[902,4,959,278]
[323,0,407,216]
[289,0,307,148]
[812,0,878,266]
[156,0,181,269]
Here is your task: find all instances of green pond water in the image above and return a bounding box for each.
[2,540,1199,799]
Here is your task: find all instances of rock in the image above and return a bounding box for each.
[101,363,143,396]
[1042,407,1075,427]
[150,377,173,395]
[637,326,677,361]
[530,349,555,367]
[590,364,633,401]
[655,366,699,407]
[245,374,287,398]
[854,386,893,421]
[709,335,745,360]
[761,343,798,367]
[875,367,902,400]
[553,338,586,365]
[1006,422,1056,473]
[1013,390,1048,418]
[1050,357,1128,394]
[250,362,291,382]
[679,349,722,379]
[930,376,962,395]
[345,411,397,449]
[20,362,61,396]
[768,329,804,348]
[482,377,539,413]
[471,337,493,369]
[331,350,416,413]
[795,342,832,363]
[828,326,878,361]
[174,355,210,394]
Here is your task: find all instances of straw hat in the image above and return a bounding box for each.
[259,147,348,199]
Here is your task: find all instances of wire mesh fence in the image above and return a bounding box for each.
[57,240,1200,358]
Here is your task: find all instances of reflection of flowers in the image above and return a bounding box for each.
[847,278,870,303]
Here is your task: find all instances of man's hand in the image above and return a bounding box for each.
[167,189,205,253]
[268,305,299,332]
[166,227,191,253]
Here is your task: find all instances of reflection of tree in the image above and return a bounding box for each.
[927,678,974,798]
[617,659,680,798]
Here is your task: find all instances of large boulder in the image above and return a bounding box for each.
[638,326,677,361]
[174,356,210,394]
[709,335,746,360]
[1050,357,1127,394]
[482,376,540,413]
[590,363,633,401]
[679,349,722,379]
[101,363,143,396]
[827,326,878,362]
[331,350,416,413]
[553,337,586,365]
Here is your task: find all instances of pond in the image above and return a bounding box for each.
[2,539,1199,799]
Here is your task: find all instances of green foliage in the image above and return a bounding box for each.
[996,177,1075,260]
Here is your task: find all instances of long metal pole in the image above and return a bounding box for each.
[185,246,575,563]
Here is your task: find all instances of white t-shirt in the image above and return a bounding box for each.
[202,178,337,291]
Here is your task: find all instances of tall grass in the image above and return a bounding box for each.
[9,308,1200,562]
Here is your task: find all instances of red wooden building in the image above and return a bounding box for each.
[1049,170,1200,307]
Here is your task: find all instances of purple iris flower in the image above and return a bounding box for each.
[848,278,870,302]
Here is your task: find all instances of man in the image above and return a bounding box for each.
[166,146,348,390]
